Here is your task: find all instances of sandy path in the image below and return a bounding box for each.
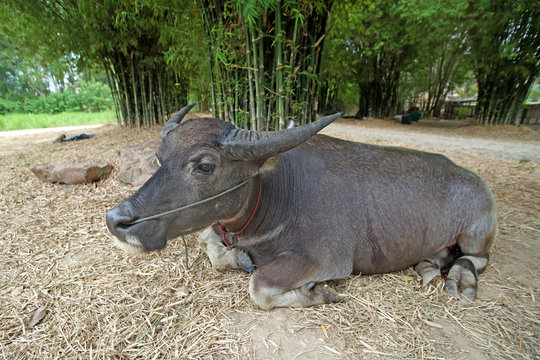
[322,121,540,163]
[0,124,106,138]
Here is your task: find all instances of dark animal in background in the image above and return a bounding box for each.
[107,104,496,310]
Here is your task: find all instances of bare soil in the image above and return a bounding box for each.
[0,117,538,359]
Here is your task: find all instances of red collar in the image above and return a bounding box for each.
[217,174,262,250]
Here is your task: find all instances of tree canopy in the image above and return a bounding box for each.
[1,0,538,126]
[3,0,204,126]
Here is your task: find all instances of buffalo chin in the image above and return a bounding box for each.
[113,233,168,254]
[112,235,146,254]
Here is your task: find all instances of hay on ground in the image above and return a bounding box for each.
[0,120,538,359]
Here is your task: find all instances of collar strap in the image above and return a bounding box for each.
[217,174,262,250]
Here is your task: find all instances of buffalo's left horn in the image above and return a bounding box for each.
[160,103,197,138]
[220,112,344,160]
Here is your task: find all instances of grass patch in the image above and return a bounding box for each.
[0,111,116,131]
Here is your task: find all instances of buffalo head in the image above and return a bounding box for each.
[106,104,341,253]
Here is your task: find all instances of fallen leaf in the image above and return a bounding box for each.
[11,286,24,297]
[26,305,47,328]
[175,286,190,298]
[422,319,443,329]
[321,324,328,338]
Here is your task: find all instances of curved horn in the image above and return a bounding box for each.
[220,112,344,160]
[160,103,197,139]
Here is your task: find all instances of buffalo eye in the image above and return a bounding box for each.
[195,163,215,175]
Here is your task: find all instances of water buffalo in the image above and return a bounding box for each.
[106,104,496,310]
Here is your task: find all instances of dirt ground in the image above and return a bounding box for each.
[0,117,538,359]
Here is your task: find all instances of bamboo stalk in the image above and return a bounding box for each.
[103,60,122,126]
[244,23,256,129]
[165,73,170,121]
[284,14,300,124]
[249,21,263,130]
[266,54,277,130]
[148,71,154,126]
[118,56,132,127]
[140,70,148,127]
[256,17,266,130]
[158,71,166,123]
[275,0,284,130]
[130,57,140,128]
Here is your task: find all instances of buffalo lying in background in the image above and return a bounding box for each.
[107,104,496,309]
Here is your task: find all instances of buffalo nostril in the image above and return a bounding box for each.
[106,207,134,235]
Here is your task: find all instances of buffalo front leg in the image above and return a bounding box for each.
[199,226,239,271]
[248,251,346,310]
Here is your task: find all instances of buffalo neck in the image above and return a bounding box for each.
[218,174,263,234]
[239,155,301,238]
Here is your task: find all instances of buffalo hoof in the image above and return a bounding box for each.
[420,267,441,291]
[312,283,346,304]
[445,257,478,301]
[236,250,255,273]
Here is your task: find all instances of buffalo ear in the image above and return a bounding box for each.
[219,112,344,160]
[160,103,197,139]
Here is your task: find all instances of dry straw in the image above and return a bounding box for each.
[0,120,538,359]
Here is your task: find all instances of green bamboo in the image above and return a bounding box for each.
[165,73,171,119]
[148,71,154,126]
[139,70,148,126]
[201,3,217,117]
[266,55,277,130]
[249,21,263,130]
[155,88,163,126]
[256,17,266,130]
[118,57,132,126]
[244,23,256,129]
[309,37,322,122]
[275,0,284,130]
[283,14,300,124]
[157,71,166,123]
[103,61,121,126]
[130,58,140,128]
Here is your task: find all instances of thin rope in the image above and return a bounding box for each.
[127,179,250,225]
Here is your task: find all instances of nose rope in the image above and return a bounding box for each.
[127,178,251,225]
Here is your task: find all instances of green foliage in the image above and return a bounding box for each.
[1,0,538,129]
[0,79,113,115]
[322,0,539,124]
[527,79,540,102]
[2,0,202,127]
[468,0,540,125]
[324,0,417,117]
[0,110,115,131]
[396,0,473,117]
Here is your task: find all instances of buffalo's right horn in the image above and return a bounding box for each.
[160,103,197,139]
[220,112,344,160]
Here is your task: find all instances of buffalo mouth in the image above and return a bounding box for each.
[106,206,167,253]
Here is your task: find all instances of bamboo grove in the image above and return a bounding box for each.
[201,0,332,130]
[76,2,193,128]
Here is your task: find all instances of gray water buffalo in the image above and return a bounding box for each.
[106,103,496,310]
